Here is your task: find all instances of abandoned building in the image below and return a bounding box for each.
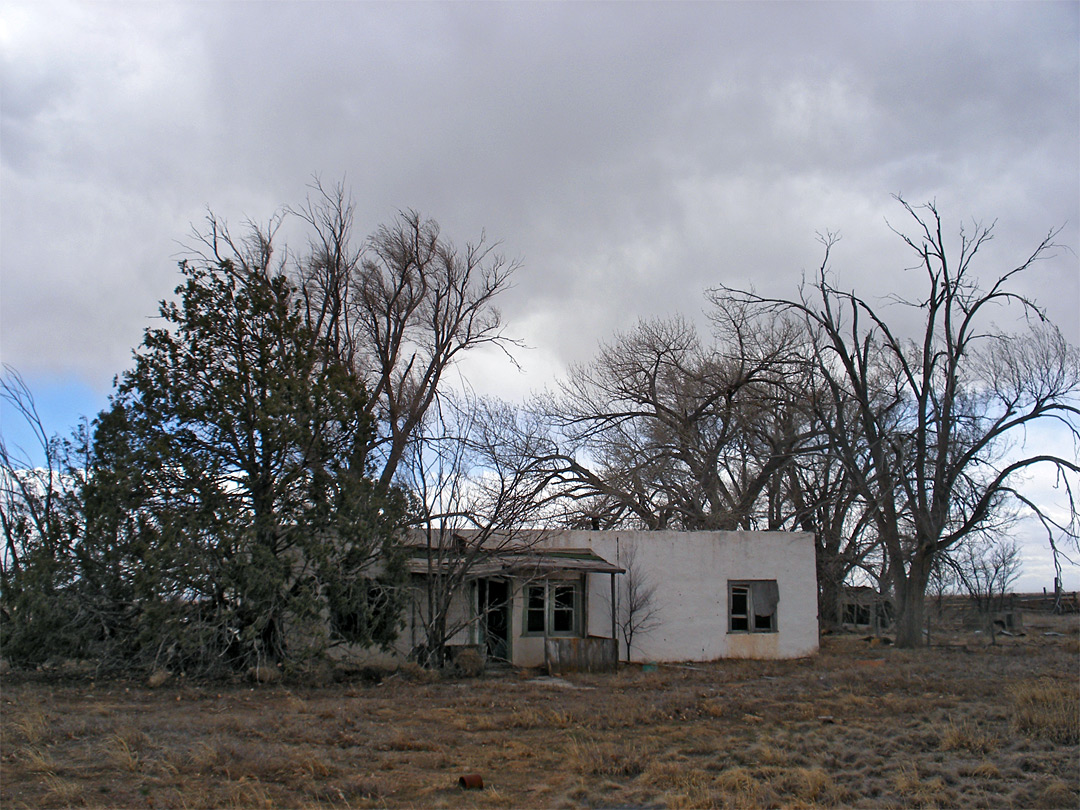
[838,585,894,632]
[372,529,819,670]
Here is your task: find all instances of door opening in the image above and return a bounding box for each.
[478,578,510,662]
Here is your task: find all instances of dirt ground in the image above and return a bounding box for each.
[2,614,1077,809]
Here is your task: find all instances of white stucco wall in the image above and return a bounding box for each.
[350,529,818,667]
[541,530,819,662]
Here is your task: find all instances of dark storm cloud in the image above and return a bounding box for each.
[1,0,1077,590]
[1,0,1077,387]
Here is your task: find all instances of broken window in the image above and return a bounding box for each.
[523,579,582,636]
[728,580,779,633]
[552,584,576,633]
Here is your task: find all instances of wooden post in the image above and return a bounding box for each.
[610,572,618,662]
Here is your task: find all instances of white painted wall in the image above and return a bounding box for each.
[541,530,819,662]
[351,529,819,667]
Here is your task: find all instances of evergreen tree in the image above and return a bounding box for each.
[78,258,407,674]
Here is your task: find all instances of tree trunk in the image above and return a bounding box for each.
[817,569,841,633]
[894,581,924,647]
[894,554,932,648]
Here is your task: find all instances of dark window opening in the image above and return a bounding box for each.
[843,603,871,626]
[728,580,778,634]
[526,585,546,633]
[730,586,750,631]
[552,585,576,633]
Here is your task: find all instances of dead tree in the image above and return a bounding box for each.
[399,394,556,668]
[616,544,661,661]
[201,178,522,496]
[718,198,1080,647]
[290,181,522,494]
[945,537,1023,644]
[533,308,814,532]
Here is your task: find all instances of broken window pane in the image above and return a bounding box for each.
[728,581,778,633]
[552,584,576,633]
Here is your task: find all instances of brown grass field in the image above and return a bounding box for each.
[2,614,1077,809]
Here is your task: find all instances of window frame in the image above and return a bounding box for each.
[521,577,584,637]
[525,584,547,633]
[727,579,779,634]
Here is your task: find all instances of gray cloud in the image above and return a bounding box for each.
[2,0,1077,389]
[2,0,1076,588]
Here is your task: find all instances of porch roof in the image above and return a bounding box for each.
[404,547,624,577]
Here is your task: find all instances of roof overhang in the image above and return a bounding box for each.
[405,547,624,577]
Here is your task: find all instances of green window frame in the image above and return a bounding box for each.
[522,579,582,637]
[526,585,547,633]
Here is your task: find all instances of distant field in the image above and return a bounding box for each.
[2,614,1077,809]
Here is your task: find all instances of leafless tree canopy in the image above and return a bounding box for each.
[715,198,1080,646]
[945,537,1023,631]
[397,393,558,667]
[521,304,876,628]
[289,182,523,494]
[186,178,522,497]
[529,307,818,532]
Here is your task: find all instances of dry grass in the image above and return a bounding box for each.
[939,717,1000,754]
[893,762,957,808]
[1011,676,1080,744]
[567,736,650,776]
[11,708,52,747]
[1,612,1077,809]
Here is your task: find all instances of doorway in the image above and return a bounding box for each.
[478,578,510,662]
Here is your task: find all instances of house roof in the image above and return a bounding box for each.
[405,547,624,577]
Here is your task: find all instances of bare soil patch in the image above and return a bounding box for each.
[2,615,1077,809]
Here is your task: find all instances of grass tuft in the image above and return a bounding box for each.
[1011,677,1079,744]
[568,737,650,777]
[43,774,84,806]
[13,709,51,746]
[714,766,768,809]
[939,718,999,754]
[19,746,57,775]
[107,733,142,772]
[226,776,274,809]
[1032,778,1077,810]
[893,763,956,808]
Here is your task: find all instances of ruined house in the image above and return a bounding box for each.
[376,529,819,669]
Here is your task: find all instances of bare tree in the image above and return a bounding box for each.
[0,366,89,663]
[946,537,1023,643]
[718,198,1080,646]
[289,180,522,494]
[782,424,879,630]
[195,178,523,496]
[1,368,61,581]
[399,394,556,668]
[616,544,661,661]
[533,308,814,532]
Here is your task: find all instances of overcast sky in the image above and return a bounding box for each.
[2,1,1078,588]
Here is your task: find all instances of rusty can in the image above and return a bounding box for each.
[458,774,484,790]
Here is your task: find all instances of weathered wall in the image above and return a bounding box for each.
[541,530,819,662]
[350,529,819,667]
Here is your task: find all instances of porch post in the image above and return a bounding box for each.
[610,572,618,659]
